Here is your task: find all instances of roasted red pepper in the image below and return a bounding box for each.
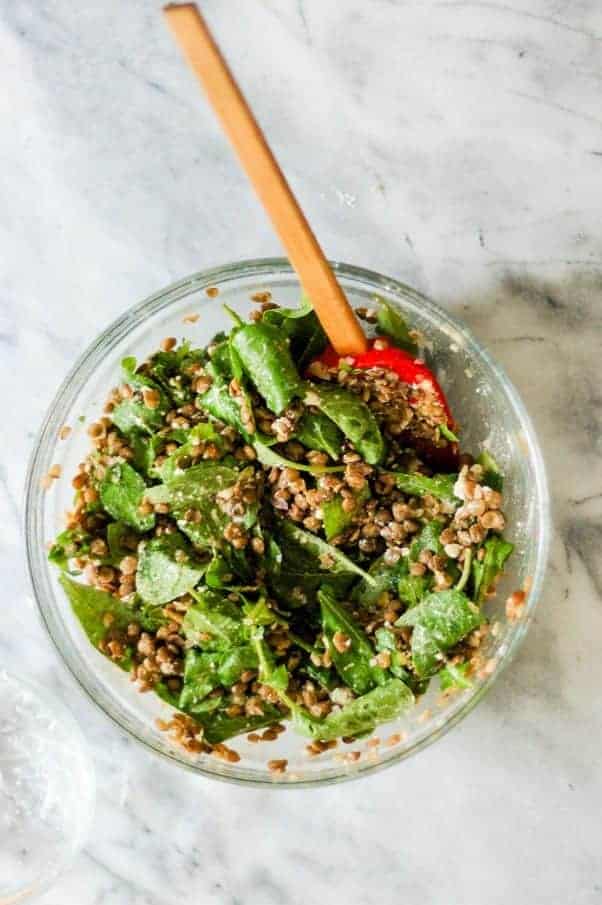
[312,338,458,470]
[314,338,453,422]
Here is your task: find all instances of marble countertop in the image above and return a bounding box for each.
[1,1,601,902]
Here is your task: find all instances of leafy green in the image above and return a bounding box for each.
[319,588,385,694]
[269,570,355,609]
[471,536,514,602]
[252,441,343,474]
[293,679,414,741]
[145,460,240,508]
[322,485,370,541]
[252,629,291,695]
[455,547,472,592]
[304,383,385,465]
[182,590,248,650]
[48,527,90,570]
[196,703,283,744]
[110,357,169,435]
[394,471,458,502]
[408,624,443,678]
[375,298,418,355]
[207,339,233,378]
[410,520,445,561]
[231,322,302,414]
[155,423,222,483]
[439,661,472,691]
[397,589,483,677]
[276,520,375,584]
[145,342,206,405]
[295,411,343,460]
[397,588,482,641]
[179,645,258,712]
[130,433,161,477]
[477,450,504,492]
[99,462,154,532]
[205,553,239,589]
[106,521,135,566]
[198,379,250,438]
[59,574,137,669]
[145,462,239,550]
[440,424,459,443]
[352,554,406,607]
[262,296,328,370]
[305,662,338,691]
[374,627,410,681]
[135,534,205,606]
[397,569,432,608]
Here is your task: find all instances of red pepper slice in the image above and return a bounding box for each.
[314,338,453,422]
[312,338,458,470]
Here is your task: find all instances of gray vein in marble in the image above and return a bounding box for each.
[436,1,602,42]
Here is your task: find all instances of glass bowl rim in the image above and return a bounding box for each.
[24,257,551,788]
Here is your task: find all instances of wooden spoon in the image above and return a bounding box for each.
[163,2,367,356]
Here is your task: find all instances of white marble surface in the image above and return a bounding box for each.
[1,1,601,902]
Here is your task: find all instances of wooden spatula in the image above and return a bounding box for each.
[163,2,367,356]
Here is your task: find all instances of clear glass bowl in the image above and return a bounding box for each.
[25,259,550,786]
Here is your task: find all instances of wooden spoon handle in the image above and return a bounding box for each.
[163,3,367,356]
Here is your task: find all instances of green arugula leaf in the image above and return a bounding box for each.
[293,679,414,741]
[99,462,155,532]
[305,662,338,691]
[375,298,418,355]
[374,627,411,681]
[471,535,514,602]
[110,357,169,435]
[106,521,137,567]
[198,378,247,434]
[322,485,371,541]
[196,703,283,744]
[252,441,344,474]
[277,520,375,584]
[144,462,239,550]
[477,450,504,492]
[182,590,248,650]
[439,661,473,691]
[352,554,407,607]
[455,547,473,592]
[231,322,302,414]
[396,588,483,677]
[409,624,443,677]
[319,588,386,695]
[394,471,458,502]
[130,433,161,477]
[410,520,445,561]
[252,628,292,696]
[262,294,328,370]
[136,534,205,606]
[397,588,482,641]
[145,343,207,405]
[397,565,432,608]
[179,644,258,712]
[48,527,91,570]
[295,411,343,460]
[155,423,223,483]
[440,424,459,443]
[304,383,385,465]
[268,570,356,609]
[59,574,136,669]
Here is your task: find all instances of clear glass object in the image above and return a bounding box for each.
[0,671,95,903]
[24,259,550,786]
